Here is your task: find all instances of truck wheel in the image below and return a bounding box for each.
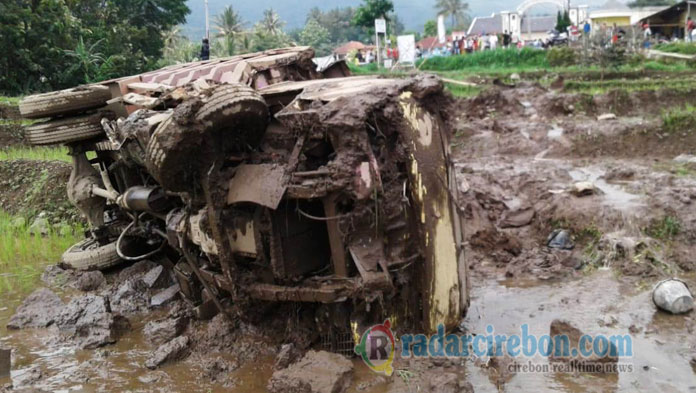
[25,112,109,146]
[145,83,269,192]
[19,85,111,119]
[61,237,123,271]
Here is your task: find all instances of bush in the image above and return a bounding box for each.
[418,48,548,71]
[546,47,577,67]
[654,42,696,55]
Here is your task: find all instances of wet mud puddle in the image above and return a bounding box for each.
[1,271,695,392]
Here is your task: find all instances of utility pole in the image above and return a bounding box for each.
[205,0,210,40]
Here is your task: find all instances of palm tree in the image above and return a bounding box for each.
[261,8,284,36]
[435,0,469,29]
[215,6,245,56]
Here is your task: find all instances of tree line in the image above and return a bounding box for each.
[0,0,471,96]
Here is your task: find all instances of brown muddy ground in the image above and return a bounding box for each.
[2,82,696,392]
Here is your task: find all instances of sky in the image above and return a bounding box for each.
[183,0,618,39]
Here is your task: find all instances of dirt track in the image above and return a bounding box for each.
[1,81,696,392]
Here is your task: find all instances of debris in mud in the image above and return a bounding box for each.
[0,348,9,378]
[498,207,535,228]
[429,372,475,393]
[143,315,189,346]
[482,352,517,388]
[267,350,353,393]
[71,271,105,292]
[549,319,618,370]
[653,279,694,314]
[11,365,42,389]
[570,181,596,197]
[110,278,150,314]
[117,260,158,282]
[142,265,171,289]
[7,288,63,329]
[201,356,238,387]
[274,343,300,370]
[150,284,180,307]
[41,265,78,287]
[597,113,617,121]
[546,229,574,250]
[55,294,130,349]
[145,336,190,369]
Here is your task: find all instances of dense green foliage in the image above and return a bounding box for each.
[352,0,394,28]
[655,42,696,55]
[435,0,471,30]
[0,0,190,95]
[546,47,577,67]
[418,48,549,71]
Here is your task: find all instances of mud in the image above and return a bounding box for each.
[3,79,696,392]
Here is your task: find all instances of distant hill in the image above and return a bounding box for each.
[183,0,614,40]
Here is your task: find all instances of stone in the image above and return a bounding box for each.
[142,265,169,289]
[429,373,474,393]
[498,207,535,228]
[549,319,618,371]
[28,217,50,236]
[145,336,190,369]
[151,284,180,308]
[570,181,596,197]
[55,295,130,349]
[72,271,105,292]
[597,113,617,121]
[118,260,158,282]
[7,288,64,329]
[267,350,353,393]
[143,316,189,346]
[11,365,42,388]
[110,279,149,314]
[274,343,299,370]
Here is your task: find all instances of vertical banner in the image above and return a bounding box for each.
[437,15,446,44]
[397,35,416,64]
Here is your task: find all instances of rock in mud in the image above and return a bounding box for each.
[274,343,300,370]
[55,294,130,349]
[597,113,617,121]
[110,279,150,314]
[71,271,105,292]
[143,316,189,346]
[11,365,42,389]
[429,373,474,393]
[201,356,238,387]
[150,284,180,308]
[549,319,618,370]
[145,336,190,369]
[142,265,170,289]
[41,265,79,288]
[267,350,353,393]
[7,288,64,329]
[118,260,158,282]
[570,181,596,197]
[547,229,574,250]
[498,207,535,228]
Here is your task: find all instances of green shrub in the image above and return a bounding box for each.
[662,104,696,133]
[546,47,577,67]
[418,48,548,71]
[654,42,696,55]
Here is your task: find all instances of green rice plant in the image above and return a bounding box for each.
[654,42,696,55]
[0,96,20,106]
[444,83,484,98]
[418,48,548,71]
[662,104,696,133]
[0,146,72,162]
[0,210,84,294]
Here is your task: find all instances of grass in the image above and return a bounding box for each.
[0,210,84,294]
[662,104,696,133]
[644,216,681,240]
[0,146,72,162]
[444,83,484,98]
[0,96,20,106]
[654,42,696,55]
[418,48,548,71]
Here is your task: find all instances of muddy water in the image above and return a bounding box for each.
[1,271,694,392]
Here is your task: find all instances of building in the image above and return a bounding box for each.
[333,41,375,60]
[638,1,696,39]
[467,13,557,42]
[589,0,668,29]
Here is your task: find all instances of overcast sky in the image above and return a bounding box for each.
[184,0,617,38]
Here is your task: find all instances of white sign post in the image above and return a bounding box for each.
[437,15,446,44]
[375,18,386,68]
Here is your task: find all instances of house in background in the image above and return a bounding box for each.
[333,41,375,60]
[589,0,668,29]
[638,1,696,39]
[467,13,557,42]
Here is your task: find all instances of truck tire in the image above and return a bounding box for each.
[61,237,123,271]
[25,112,109,146]
[145,83,269,192]
[19,85,111,119]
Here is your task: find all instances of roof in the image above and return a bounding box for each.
[638,1,696,23]
[521,15,556,32]
[417,36,447,49]
[333,41,366,55]
[467,14,503,35]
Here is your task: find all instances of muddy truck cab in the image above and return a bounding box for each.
[19,47,468,337]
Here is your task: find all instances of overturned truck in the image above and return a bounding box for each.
[19,47,468,337]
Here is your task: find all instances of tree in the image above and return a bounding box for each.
[352,0,395,29]
[300,19,331,54]
[389,13,405,36]
[261,9,285,36]
[215,6,245,56]
[555,10,571,32]
[628,0,675,7]
[305,7,366,44]
[64,38,111,83]
[424,20,438,37]
[435,0,470,29]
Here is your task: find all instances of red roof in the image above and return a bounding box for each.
[417,36,448,49]
[334,41,366,55]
